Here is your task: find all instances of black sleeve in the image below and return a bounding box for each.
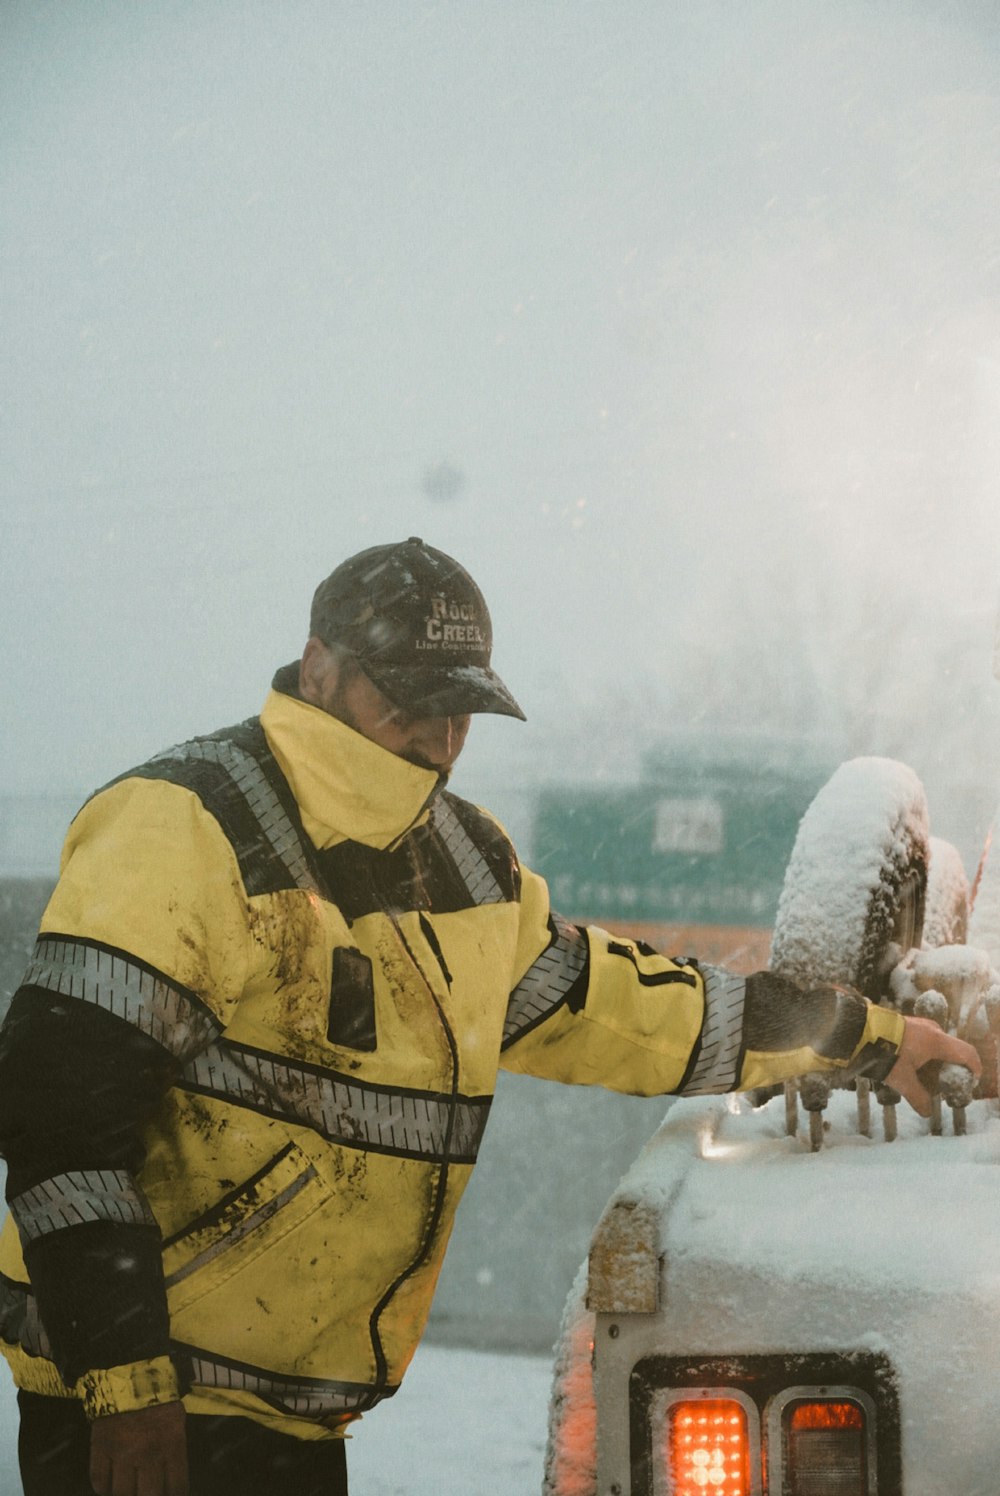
[743,970,898,1082]
[0,987,177,1383]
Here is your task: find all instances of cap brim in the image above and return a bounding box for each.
[365,662,526,721]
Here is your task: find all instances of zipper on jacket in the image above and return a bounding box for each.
[418,912,453,989]
[363,910,460,1405]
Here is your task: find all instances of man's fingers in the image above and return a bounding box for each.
[939,1030,983,1076]
[135,1456,183,1496]
[88,1446,111,1496]
[905,1014,980,1072]
[89,1403,188,1496]
[135,1455,183,1496]
[164,1437,190,1496]
[886,1015,982,1116]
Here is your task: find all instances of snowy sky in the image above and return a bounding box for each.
[4,1,1000,854]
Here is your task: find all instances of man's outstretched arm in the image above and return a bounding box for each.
[499,869,982,1103]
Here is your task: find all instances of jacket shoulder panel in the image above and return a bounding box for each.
[434,792,521,904]
[99,719,322,899]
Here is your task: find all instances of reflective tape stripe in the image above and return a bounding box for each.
[680,965,747,1094]
[163,1166,317,1290]
[150,737,320,894]
[502,913,588,1048]
[180,1042,491,1164]
[177,1344,393,1418]
[0,1279,390,1418]
[10,1169,156,1242]
[0,1276,52,1362]
[21,936,222,1061]
[430,799,505,905]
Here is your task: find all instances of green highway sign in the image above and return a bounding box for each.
[532,742,833,928]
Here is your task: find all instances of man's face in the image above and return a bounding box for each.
[299,638,471,774]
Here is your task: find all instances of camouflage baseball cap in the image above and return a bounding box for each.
[310,537,525,720]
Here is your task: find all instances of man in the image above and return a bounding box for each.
[0,537,977,1496]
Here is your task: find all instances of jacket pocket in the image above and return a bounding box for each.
[162,1142,331,1316]
[327,946,377,1051]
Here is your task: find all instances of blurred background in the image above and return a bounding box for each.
[3,0,1000,1348]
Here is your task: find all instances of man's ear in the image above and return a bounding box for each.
[299,636,339,707]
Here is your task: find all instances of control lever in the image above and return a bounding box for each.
[784,1080,798,1138]
[798,1072,831,1152]
[940,1061,976,1135]
[914,989,949,1135]
[875,1079,899,1142]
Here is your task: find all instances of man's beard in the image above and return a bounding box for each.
[403,750,447,776]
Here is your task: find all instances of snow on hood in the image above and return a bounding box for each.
[582,1089,1000,1495]
[656,1090,1000,1293]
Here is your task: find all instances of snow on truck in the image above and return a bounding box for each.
[544,754,1000,1496]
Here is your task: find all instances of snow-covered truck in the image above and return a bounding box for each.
[545,755,1000,1496]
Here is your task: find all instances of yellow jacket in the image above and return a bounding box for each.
[0,674,904,1438]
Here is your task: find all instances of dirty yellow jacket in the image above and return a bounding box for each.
[0,673,904,1437]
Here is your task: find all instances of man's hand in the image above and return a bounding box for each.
[886,1015,982,1117]
[89,1401,188,1496]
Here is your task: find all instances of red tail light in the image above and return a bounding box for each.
[668,1398,751,1494]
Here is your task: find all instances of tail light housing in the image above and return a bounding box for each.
[631,1353,899,1496]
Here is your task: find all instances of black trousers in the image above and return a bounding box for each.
[17,1391,349,1496]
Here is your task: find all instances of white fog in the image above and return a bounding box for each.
[4,1,1000,864]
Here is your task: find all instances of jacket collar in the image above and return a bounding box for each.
[261,664,444,852]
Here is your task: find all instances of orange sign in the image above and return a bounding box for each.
[592,921,772,976]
